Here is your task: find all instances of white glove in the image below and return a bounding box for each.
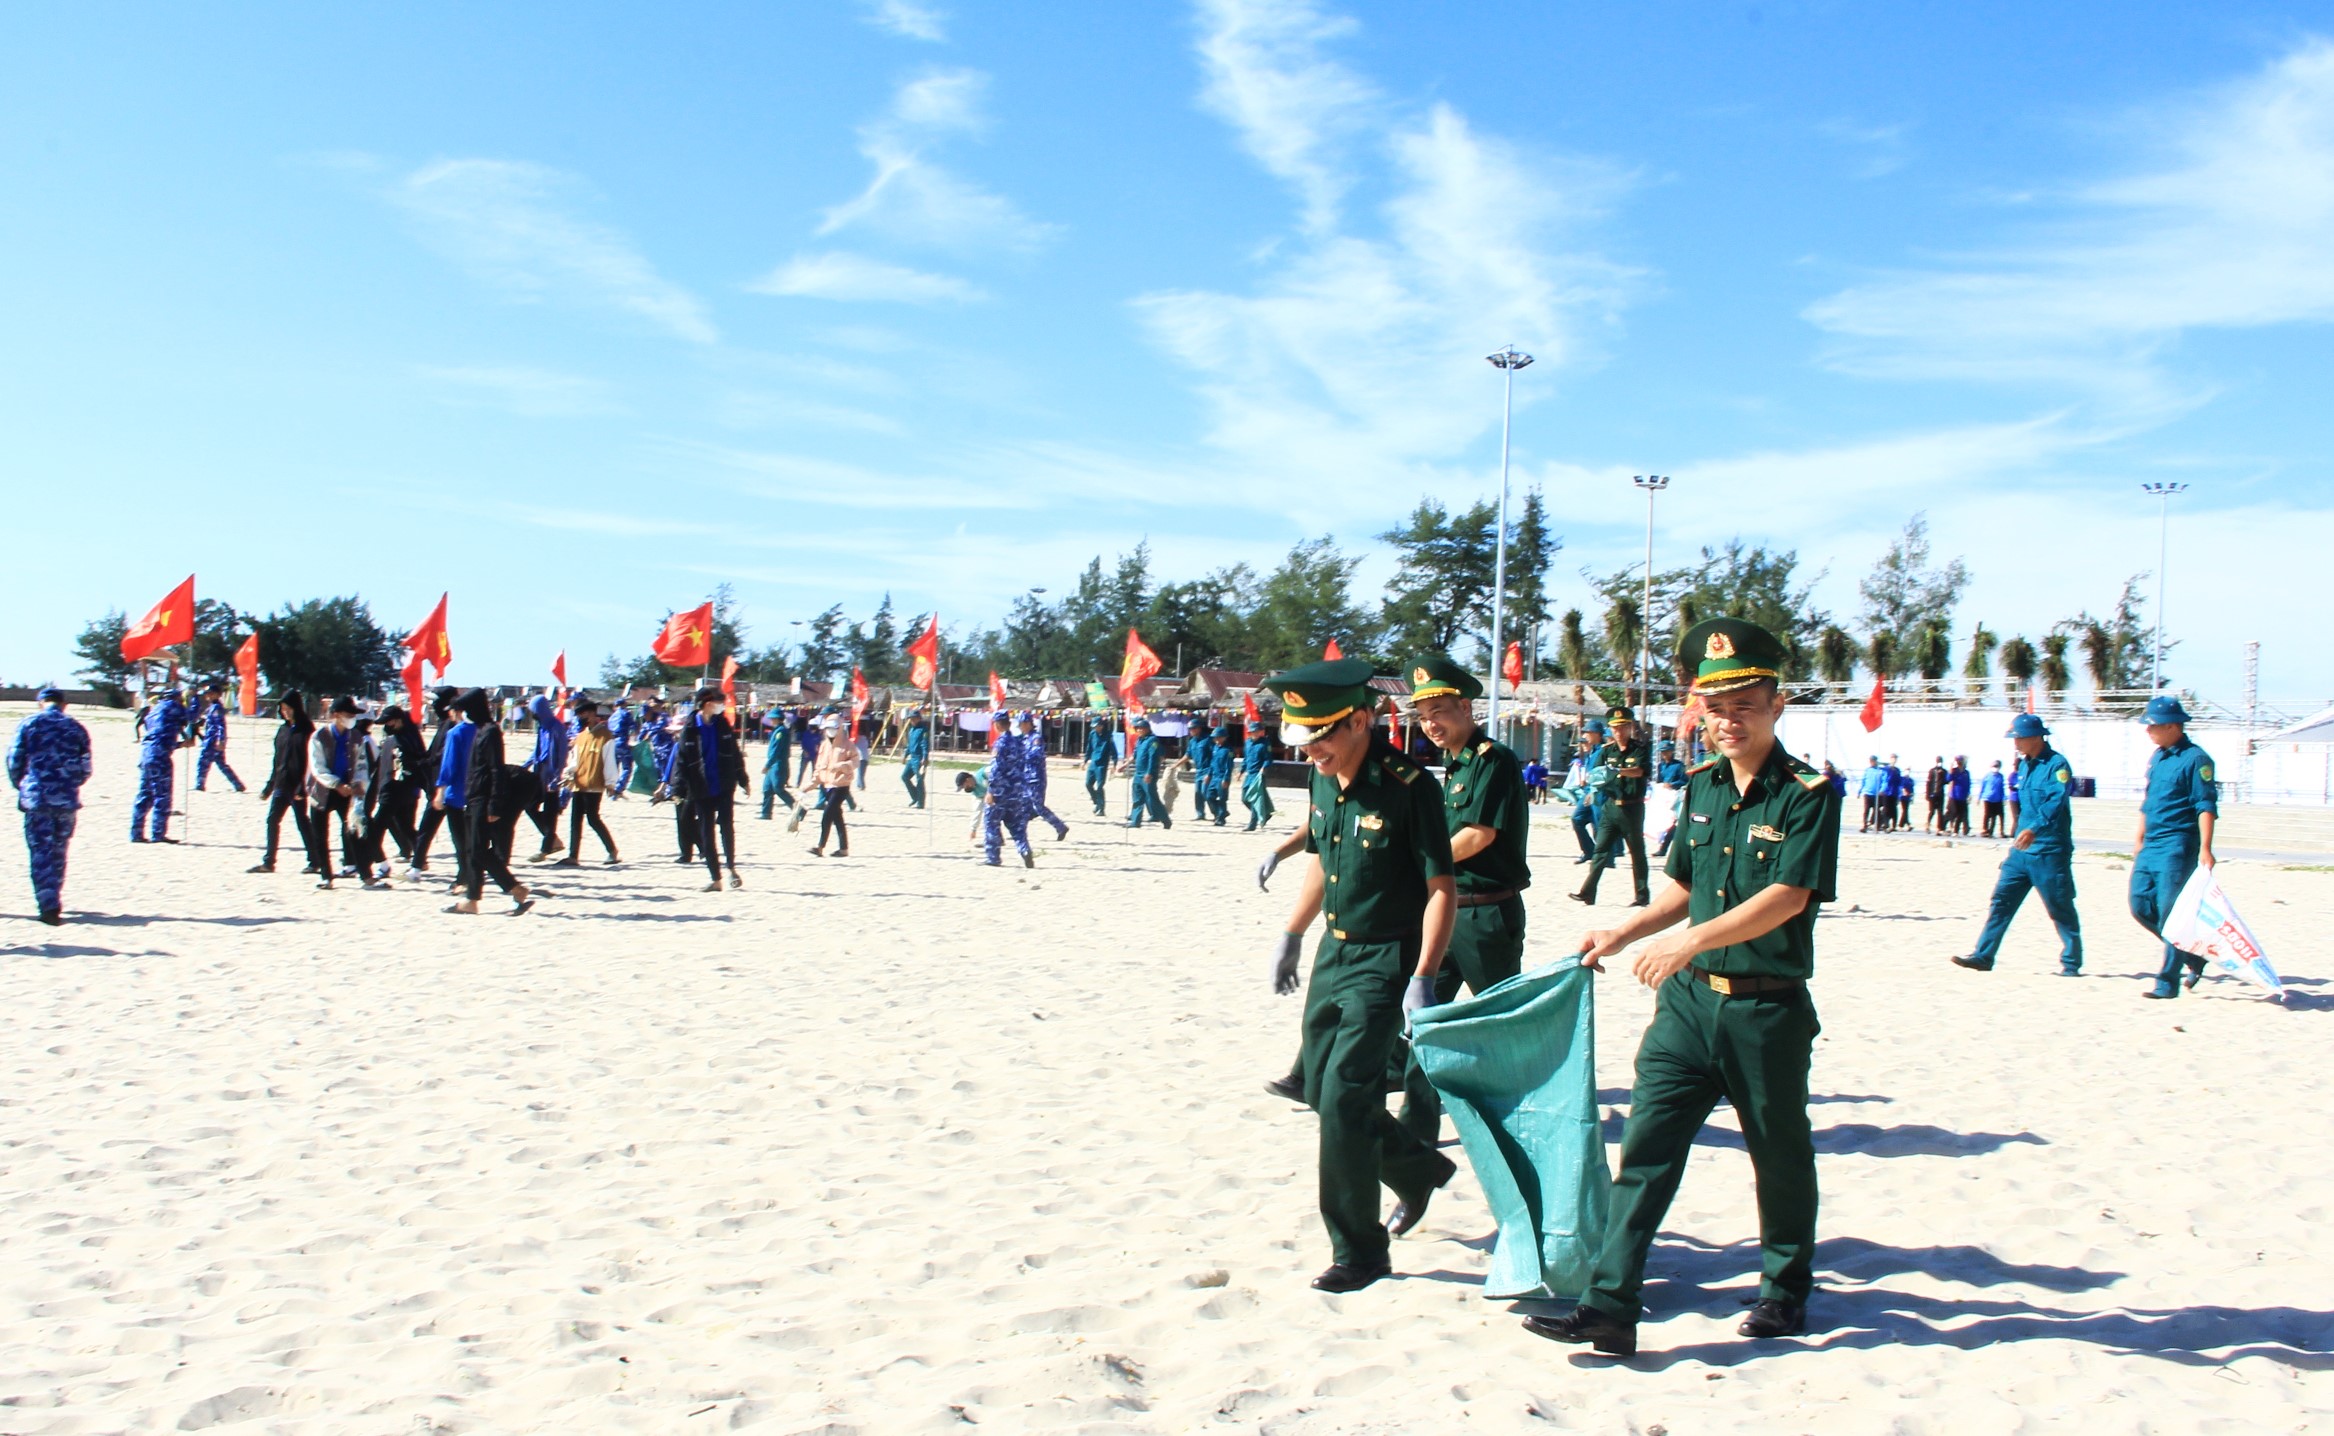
[1257,849,1282,891]
[1271,932,1303,995]
[1402,976,1438,1025]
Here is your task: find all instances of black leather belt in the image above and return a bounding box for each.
[1689,968,1804,997]
[1454,888,1522,908]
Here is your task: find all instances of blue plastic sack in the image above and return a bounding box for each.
[1408,957,1610,1300]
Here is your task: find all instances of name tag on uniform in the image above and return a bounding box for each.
[1357,814,1385,831]
[1690,813,1711,824]
[1750,823,1785,842]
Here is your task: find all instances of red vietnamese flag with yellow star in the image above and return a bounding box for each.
[653,601,715,668]
[234,633,261,716]
[121,576,195,663]
[906,615,940,690]
[1119,629,1161,716]
[402,594,452,677]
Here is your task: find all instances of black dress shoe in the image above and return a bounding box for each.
[1569,891,1592,905]
[1951,955,1994,971]
[1522,1304,1637,1356]
[1310,1260,1391,1294]
[38,909,63,926]
[1387,1151,1459,1236]
[1263,1074,1305,1103]
[1737,1298,1805,1339]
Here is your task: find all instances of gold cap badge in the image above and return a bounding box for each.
[1706,632,1736,660]
[1284,690,1307,708]
[1412,667,1429,685]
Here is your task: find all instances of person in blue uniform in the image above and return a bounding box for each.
[192,680,244,792]
[1649,742,1689,857]
[1945,757,1973,835]
[1569,720,1607,862]
[1188,723,1212,821]
[900,707,931,809]
[983,716,1036,867]
[2128,696,2219,999]
[1856,756,1887,832]
[1015,712,1069,838]
[1203,726,1237,825]
[130,685,194,842]
[1123,717,1170,828]
[1952,715,2082,976]
[1979,761,2008,836]
[1083,719,1115,817]
[760,712,799,820]
[608,701,637,796]
[1240,723,1276,831]
[522,693,569,861]
[9,684,93,925]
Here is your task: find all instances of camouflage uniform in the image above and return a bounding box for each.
[9,700,93,918]
[131,691,191,841]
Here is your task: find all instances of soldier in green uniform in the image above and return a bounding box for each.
[1391,654,1531,1151]
[1573,705,1652,907]
[1263,657,1460,1293]
[1526,618,1842,1357]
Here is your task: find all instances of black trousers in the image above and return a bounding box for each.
[816,787,849,852]
[371,780,420,864]
[458,810,518,901]
[1982,800,2005,837]
[1580,800,1649,903]
[263,790,312,867]
[1946,797,1970,835]
[567,792,617,859]
[527,784,563,851]
[694,792,736,880]
[676,797,698,860]
[308,791,349,875]
[414,802,447,867]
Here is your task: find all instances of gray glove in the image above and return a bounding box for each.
[1402,975,1438,1024]
[1270,932,1303,995]
[1257,848,1282,891]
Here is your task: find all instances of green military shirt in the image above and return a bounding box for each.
[1440,734,1530,895]
[1305,740,1454,941]
[1664,744,1841,978]
[1598,736,1651,802]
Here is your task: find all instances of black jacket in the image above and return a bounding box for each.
[464,722,506,822]
[671,714,750,802]
[262,718,311,797]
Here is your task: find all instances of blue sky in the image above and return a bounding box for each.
[5,0,2330,702]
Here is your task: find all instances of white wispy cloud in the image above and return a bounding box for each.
[417,364,625,417]
[1815,118,1910,180]
[816,69,1055,252]
[1806,39,2334,411]
[393,159,716,343]
[1140,1,1637,511]
[1192,0,1377,234]
[748,250,987,304]
[864,0,947,43]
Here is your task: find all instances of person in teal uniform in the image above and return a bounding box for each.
[2128,696,2219,999]
[1083,718,1116,817]
[1952,713,2082,976]
[900,706,931,809]
[1240,723,1276,831]
[1123,717,1170,828]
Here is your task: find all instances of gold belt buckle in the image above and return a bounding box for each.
[1705,972,1734,996]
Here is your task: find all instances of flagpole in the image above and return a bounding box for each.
[926,638,940,850]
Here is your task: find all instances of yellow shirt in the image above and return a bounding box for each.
[570,728,611,792]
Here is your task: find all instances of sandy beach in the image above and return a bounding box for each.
[3,708,2330,1434]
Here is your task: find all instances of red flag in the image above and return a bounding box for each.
[551,651,568,688]
[989,671,1009,710]
[906,614,940,691]
[234,633,260,716]
[721,654,741,717]
[1858,678,1886,733]
[1502,641,1524,690]
[1324,638,1343,660]
[850,667,870,727]
[1119,629,1162,716]
[402,593,452,676]
[121,575,195,663]
[2024,682,2037,715]
[400,651,426,717]
[653,601,715,668]
[1242,691,1262,728]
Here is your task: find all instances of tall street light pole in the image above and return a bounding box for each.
[2140,482,2187,694]
[1633,475,1670,710]
[1485,346,1533,737]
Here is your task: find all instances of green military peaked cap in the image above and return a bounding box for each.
[1676,617,1788,694]
[1262,656,1376,748]
[1403,654,1481,703]
[1606,704,1635,723]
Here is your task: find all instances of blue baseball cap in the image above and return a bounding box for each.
[35,681,64,700]
[2142,696,2191,725]
[2005,713,2050,739]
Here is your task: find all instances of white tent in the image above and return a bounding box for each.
[2268,706,2334,744]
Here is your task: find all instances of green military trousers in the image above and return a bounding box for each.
[1582,973,1821,1318]
[1301,933,1451,1268]
[1397,897,1527,1142]
[1580,801,1649,904]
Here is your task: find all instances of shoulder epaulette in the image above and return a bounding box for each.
[1476,740,1493,756]
[1384,753,1421,784]
[1688,757,1719,776]
[1784,754,1828,790]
